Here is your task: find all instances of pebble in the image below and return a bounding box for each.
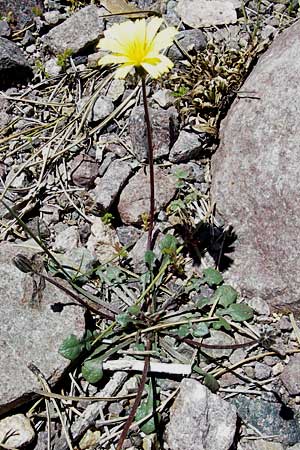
[92,95,114,122]
[69,153,99,189]
[169,130,202,163]
[254,362,271,380]
[0,414,35,448]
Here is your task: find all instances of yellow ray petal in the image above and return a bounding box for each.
[152,27,177,52]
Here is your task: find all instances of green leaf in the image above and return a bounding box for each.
[185,277,203,294]
[192,322,209,338]
[144,250,156,269]
[177,324,190,338]
[223,303,254,322]
[135,382,160,434]
[196,296,213,309]
[127,304,141,316]
[202,268,223,287]
[82,357,104,383]
[204,374,220,393]
[159,234,178,254]
[59,334,84,360]
[116,312,133,327]
[213,285,238,307]
[212,317,232,331]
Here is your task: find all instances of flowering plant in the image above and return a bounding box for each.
[97,17,177,79]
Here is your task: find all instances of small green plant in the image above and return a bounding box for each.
[56,49,73,71]
[172,85,189,97]
[101,212,114,225]
[32,6,43,16]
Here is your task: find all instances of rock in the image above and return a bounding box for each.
[166,379,237,450]
[0,96,11,132]
[53,226,80,252]
[231,395,300,445]
[86,219,119,262]
[53,247,96,279]
[70,153,99,189]
[0,243,85,414]
[254,362,271,380]
[169,130,203,163]
[92,95,114,122]
[44,57,62,77]
[0,0,43,27]
[279,316,292,331]
[106,79,125,102]
[176,0,237,28]
[0,20,10,37]
[171,162,205,182]
[118,167,177,225]
[237,438,284,450]
[42,5,105,55]
[0,38,31,88]
[152,89,175,109]
[117,225,142,248]
[92,159,132,211]
[288,445,300,450]
[211,21,300,313]
[280,354,300,396]
[129,106,178,162]
[167,29,207,61]
[0,414,35,448]
[44,10,64,25]
[201,330,235,359]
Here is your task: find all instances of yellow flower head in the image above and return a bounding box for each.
[97,17,177,79]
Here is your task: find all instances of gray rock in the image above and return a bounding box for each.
[166,379,237,450]
[70,153,99,189]
[92,95,114,122]
[0,0,43,27]
[44,57,62,77]
[152,89,175,109]
[106,79,125,102]
[169,130,202,163]
[176,0,237,28]
[87,218,119,262]
[201,330,235,359]
[92,159,132,210]
[116,225,142,248]
[280,354,300,395]
[53,226,80,252]
[129,106,178,162]
[0,414,35,448]
[0,20,10,37]
[0,96,10,132]
[254,362,271,380]
[0,243,85,414]
[53,247,96,279]
[237,438,284,450]
[44,10,64,25]
[42,5,105,55]
[167,29,207,61]
[171,162,205,182]
[288,445,300,450]
[231,395,300,445]
[118,167,177,225]
[0,38,31,87]
[211,21,300,313]
[279,316,292,331]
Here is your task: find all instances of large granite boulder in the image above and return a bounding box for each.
[211,20,300,312]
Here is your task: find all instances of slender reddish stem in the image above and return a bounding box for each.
[141,76,155,251]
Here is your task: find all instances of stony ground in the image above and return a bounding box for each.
[0,1,300,449]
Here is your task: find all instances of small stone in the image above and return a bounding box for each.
[254,362,271,380]
[167,29,207,61]
[280,354,300,395]
[166,379,237,450]
[176,0,237,28]
[229,348,247,365]
[279,316,293,331]
[44,58,62,77]
[0,37,31,88]
[92,95,114,122]
[152,89,175,109]
[79,429,101,450]
[118,167,177,225]
[243,297,270,316]
[92,159,132,210]
[169,130,202,163]
[53,226,80,252]
[201,330,235,359]
[0,414,35,448]
[43,5,105,55]
[26,44,36,54]
[272,362,284,376]
[117,226,142,248]
[0,21,10,37]
[170,162,205,182]
[70,153,99,189]
[237,438,284,450]
[129,106,178,162]
[44,10,63,25]
[106,79,125,102]
[87,219,119,262]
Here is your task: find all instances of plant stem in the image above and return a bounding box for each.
[141,76,155,251]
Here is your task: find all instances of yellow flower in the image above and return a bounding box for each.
[97,17,177,79]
